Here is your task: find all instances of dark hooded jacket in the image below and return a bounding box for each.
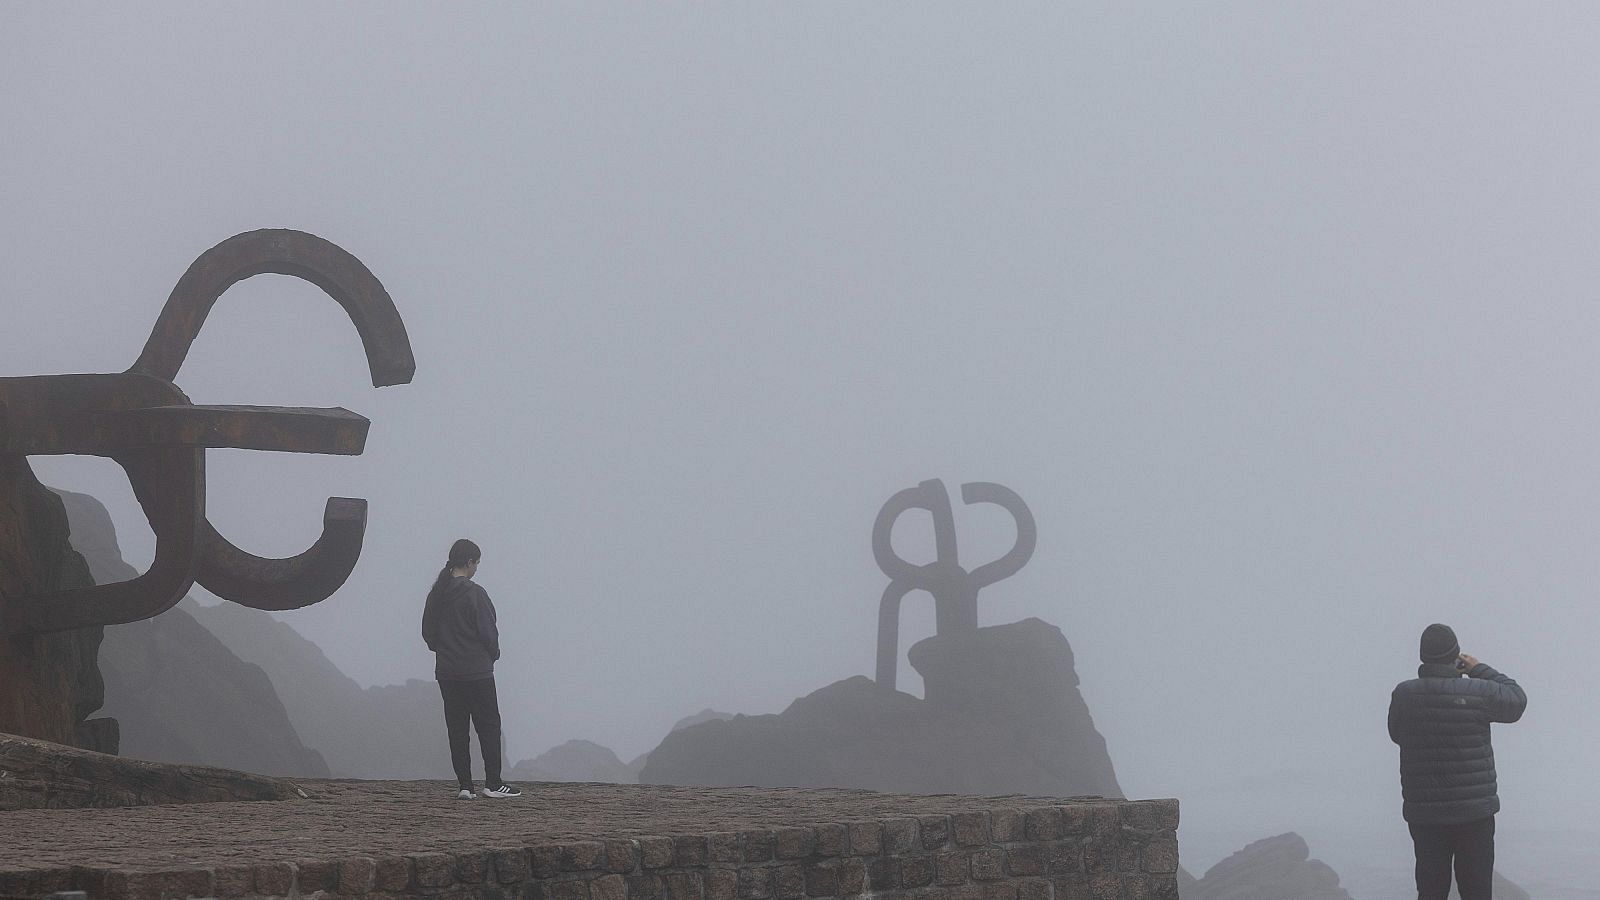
[421,575,500,681]
[1388,662,1526,825]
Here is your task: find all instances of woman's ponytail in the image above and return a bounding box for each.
[425,538,481,606]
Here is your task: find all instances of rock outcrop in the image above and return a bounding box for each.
[1185,833,1352,900]
[509,740,634,783]
[0,461,115,752]
[187,600,455,779]
[1183,831,1533,900]
[642,618,1122,798]
[54,489,331,778]
[0,731,305,810]
[510,712,737,784]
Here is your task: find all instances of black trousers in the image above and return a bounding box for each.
[1409,816,1494,900]
[438,676,503,790]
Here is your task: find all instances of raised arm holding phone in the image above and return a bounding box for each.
[1388,623,1526,900]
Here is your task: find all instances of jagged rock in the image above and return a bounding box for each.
[0,731,304,810]
[509,740,633,783]
[54,489,331,779]
[1186,833,1352,900]
[512,712,738,784]
[642,618,1122,798]
[670,708,735,732]
[0,461,113,751]
[187,600,454,779]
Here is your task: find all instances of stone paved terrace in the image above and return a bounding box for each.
[0,780,1179,900]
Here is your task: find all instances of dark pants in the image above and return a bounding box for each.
[1409,816,1494,900]
[438,676,502,790]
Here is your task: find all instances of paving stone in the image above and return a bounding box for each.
[664,871,704,900]
[296,858,339,893]
[774,827,816,860]
[675,835,710,867]
[901,855,934,889]
[705,867,739,900]
[640,837,676,869]
[814,823,847,858]
[950,813,990,848]
[254,861,296,896]
[628,873,664,900]
[803,862,838,897]
[707,833,741,865]
[414,852,455,888]
[770,865,804,900]
[918,816,951,850]
[846,822,881,856]
[741,831,775,863]
[593,873,628,900]
[970,849,1005,881]
[934,851,969,886]
[374,856,412,891]
[736,867,769,900]
[339,857,377,895]
[605,840,641,874]
[493,848,532,883]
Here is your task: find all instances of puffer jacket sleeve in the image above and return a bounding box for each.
[1387,689,1402,745]
[1470,663,1527,723]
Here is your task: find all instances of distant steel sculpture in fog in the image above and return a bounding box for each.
[873,479,1036,690]
[0,228,415,637]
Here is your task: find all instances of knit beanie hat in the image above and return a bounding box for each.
[1420,623,1460,664]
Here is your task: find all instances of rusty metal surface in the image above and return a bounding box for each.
[872,479,1036,690]
[0,229,412,636]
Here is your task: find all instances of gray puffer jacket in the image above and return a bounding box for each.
[1388,662,1526,825]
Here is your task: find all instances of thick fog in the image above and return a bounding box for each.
[6,3,1597,893]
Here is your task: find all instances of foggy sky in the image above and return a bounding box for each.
[6,4,1599,892]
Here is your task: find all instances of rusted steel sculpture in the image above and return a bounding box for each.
[0,229,413,745]
[873,479,1035,690]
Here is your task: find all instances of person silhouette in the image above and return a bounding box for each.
[1388,623,1525,899]
[421,538,521,799]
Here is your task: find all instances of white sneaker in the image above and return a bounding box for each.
[482,784,522,798]
[455,788,477,800]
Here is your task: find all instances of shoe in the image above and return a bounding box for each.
[455,788,477,800]
[482,784,522,798]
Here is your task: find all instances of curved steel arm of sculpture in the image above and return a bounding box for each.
[872,478,1036,690]
[875,580,918,690]
[0,229,412,634]
[1,448,202,635]
[131,229,416,388]
[871,479,958,583]
[195,498,366,611]
[131,228,412,610]
[959,481,1036,589]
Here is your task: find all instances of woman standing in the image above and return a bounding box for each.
[421,538,521,799]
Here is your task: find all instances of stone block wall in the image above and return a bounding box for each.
[0,784,1178,900]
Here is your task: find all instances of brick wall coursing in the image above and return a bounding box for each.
[9,799,1177,900]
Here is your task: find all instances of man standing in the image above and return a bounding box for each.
[1388,623,1526,900]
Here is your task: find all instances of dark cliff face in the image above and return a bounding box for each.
[0,459,111,751]
[53,488,331,779]
[189,600,455,779]
[641,617,1123,799]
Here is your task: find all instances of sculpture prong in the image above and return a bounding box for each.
[195,497,367,611]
